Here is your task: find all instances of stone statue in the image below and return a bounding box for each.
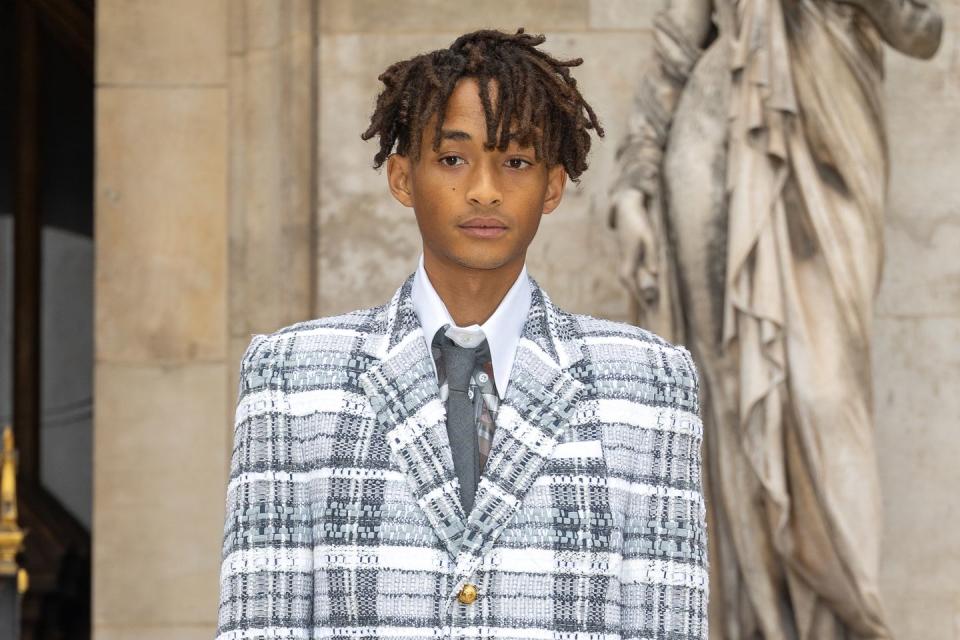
[608,1,943,638]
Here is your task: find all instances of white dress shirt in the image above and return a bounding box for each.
[410,253,531,400]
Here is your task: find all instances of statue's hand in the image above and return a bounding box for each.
[608,188,660,311]
[837,0,943,59]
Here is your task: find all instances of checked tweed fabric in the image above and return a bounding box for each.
[216,272,707,640]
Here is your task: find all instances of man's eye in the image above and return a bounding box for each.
[507,158,532,169]
[439,156,464,167]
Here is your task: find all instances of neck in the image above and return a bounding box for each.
[422,249,524,326]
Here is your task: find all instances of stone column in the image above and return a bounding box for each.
[227,0,318,403]
[94,1,317,638]
[95,1,229,639]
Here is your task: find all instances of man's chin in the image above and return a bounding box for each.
[424,241,526,274]
[448,250,521,272]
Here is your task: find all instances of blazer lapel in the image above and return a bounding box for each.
[358,274,467,560]
[453,280,586,579]
[357,272,588,571]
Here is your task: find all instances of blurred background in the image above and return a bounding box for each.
[1,1,958,638]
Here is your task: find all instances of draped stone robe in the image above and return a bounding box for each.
[716,2,891,637]
[613,1,907,637]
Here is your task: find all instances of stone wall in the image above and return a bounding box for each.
[95,2,230,638]
[93,1,960,638]
[875,4,960,636]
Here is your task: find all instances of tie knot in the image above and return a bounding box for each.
[435,326,485,392]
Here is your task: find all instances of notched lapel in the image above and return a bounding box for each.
[357,273,589,575]
[358,275,466,559]
[453,282,587,579]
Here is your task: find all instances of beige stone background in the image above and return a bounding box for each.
[93,1,960,639]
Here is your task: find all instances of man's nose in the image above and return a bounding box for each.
[466,163,502,207]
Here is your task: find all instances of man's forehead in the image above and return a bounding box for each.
[437,128,523,143]
[415,76,543,149]
[430,107,538,145]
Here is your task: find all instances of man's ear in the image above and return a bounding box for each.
[386,153,415,208]
[541,162,567,215]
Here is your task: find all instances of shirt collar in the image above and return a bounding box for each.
[410,252,531,400]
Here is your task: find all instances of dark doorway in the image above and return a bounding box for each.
[4,0,94,637]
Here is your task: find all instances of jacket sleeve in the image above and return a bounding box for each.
[620,344,708,639]
[216,334,315,639]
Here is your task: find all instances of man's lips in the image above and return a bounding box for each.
[458,217,508,238]
[459,216,508,229]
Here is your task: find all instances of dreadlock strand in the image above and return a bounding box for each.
[494,70,515,152]
[363,27,604,181]
[428,64,465,156]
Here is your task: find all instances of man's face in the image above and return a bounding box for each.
[386,77,566,273]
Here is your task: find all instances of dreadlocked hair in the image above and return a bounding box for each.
[360,27,604,183]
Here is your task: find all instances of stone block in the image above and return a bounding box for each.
[97,0,227,85]
[230,52,314,333]
[96,88,228,364]
[228,3,316,337]
[244,0,284,50]
[873,315,960,638]
[588,0,661,30]
[879,21,960,318]
[319,0,588,33]
[93,362,229,628]
[881,594,955,640]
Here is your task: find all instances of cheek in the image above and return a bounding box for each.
[413,172,462,203]
[506,172,548,202]
[521,214,545,240]
[507,184,547,217]
[511,206,545,241]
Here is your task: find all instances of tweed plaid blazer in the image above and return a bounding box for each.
[216,271,707,640]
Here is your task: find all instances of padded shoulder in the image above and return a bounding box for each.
[570,312,700,407]
[571,312,675,349]
[235,304,386,395]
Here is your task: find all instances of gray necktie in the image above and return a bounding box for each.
[437,329,483,516]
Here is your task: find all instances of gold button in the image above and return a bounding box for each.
[457,583,478,604]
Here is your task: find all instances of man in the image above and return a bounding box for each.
[216,28,707,640]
